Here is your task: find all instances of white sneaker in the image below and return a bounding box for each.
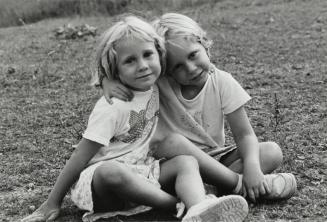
[182,195,248,222]
[264,173,297,200]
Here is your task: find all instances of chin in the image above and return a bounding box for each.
[134,85,152,91]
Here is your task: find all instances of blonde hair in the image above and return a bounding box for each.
[152,13,212,57]
[93,16,166,86]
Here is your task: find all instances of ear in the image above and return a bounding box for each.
[154,38,166,76]
[200,37,211,59]
[205,47,211,59]
[108,50,120,80]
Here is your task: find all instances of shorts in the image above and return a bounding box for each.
[218,144,238,162]
[203,144,238,161]
[71,157,161,222]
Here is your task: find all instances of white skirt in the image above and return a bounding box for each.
[71,157,161,222]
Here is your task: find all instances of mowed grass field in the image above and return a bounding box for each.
[1,0,326,221]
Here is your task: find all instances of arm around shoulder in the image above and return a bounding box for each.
[102,76,134,103]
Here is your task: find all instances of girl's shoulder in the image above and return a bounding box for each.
[210,64,230,76]
[209,65,234,83]
[92,96,127,117]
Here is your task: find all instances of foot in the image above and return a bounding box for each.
[21,202,60,222]
[263,173,297,200]
[182,195,248,222]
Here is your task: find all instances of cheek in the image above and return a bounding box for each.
[200,55,211,69]
[172,71,186,82]
[152,59,162,73]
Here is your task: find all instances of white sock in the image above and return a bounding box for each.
[233,174,243,194]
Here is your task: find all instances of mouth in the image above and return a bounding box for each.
[191,71,204,81]
[137,73,152,79]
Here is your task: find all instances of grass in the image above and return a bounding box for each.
[1,0,327,221]
[0,0,214,27]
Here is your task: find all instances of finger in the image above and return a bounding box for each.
[114,90,132,102]
[105,96,113,105]
[247,188,256,202]
[103,90,114,104]
[46,209,60,222]
[263,180,271,193]
[253,187,260,199]
[259,183,266,196]
[117,86,134,101]
[122,88,134,101]
[21,212,45,222]
[242,185,247,198]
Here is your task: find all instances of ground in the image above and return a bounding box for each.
[0,0,326,221]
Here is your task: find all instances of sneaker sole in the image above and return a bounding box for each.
[190,195,248,222]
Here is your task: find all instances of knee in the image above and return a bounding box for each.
[262,142,283,170]
[94,161,130,188]
[172,155,199,172]
[162,133,188,147]
[269,142,283,165]
[154,133,194,159]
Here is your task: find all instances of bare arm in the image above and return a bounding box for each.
[22,138,102,222]
[227,106,267,201]
[46,138,102,206]
[102,76,134,104]
[226,106,260,168]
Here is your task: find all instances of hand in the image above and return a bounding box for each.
[102,77,134,104]
[21,201,60,222]
[242,167,270,202]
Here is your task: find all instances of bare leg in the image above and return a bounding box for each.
[220,142,283,174]
[92,160,178,212]
[154,133,239,192]
[159,155,206,209]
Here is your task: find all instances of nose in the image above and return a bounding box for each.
[185,61,196,73]
[138,59,149,72]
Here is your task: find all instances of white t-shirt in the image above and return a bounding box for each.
[155,65,251,151]
[83,86,159,166]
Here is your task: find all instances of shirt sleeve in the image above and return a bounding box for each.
[82,97,122,146]
[215,69,251,114]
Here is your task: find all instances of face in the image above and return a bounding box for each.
[115,38,161,91]
[166,37,211,88]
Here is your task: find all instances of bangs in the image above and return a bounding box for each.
[116,27,155,45]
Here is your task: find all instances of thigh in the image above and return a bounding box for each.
[92,161,127,212]
[153,133,199,159]
[158,158,180,195]
[92,180,125,212]
[220,142,282,173]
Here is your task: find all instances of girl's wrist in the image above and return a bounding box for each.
[243,156,260,165]
[243,159,261,171]
[46,195,63,208]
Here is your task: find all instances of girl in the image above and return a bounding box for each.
[102,13,297,203]
[21,16,248,222]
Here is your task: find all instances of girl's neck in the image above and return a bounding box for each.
[124,83,152,92]
[180,83,205,100]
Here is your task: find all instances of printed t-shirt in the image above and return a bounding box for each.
[83,86,159,166]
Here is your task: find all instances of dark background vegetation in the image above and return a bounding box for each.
[1,0,326,221]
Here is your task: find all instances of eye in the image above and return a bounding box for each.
[189,50,198,59]
[124,57,135,64]
[144,50,154,58]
